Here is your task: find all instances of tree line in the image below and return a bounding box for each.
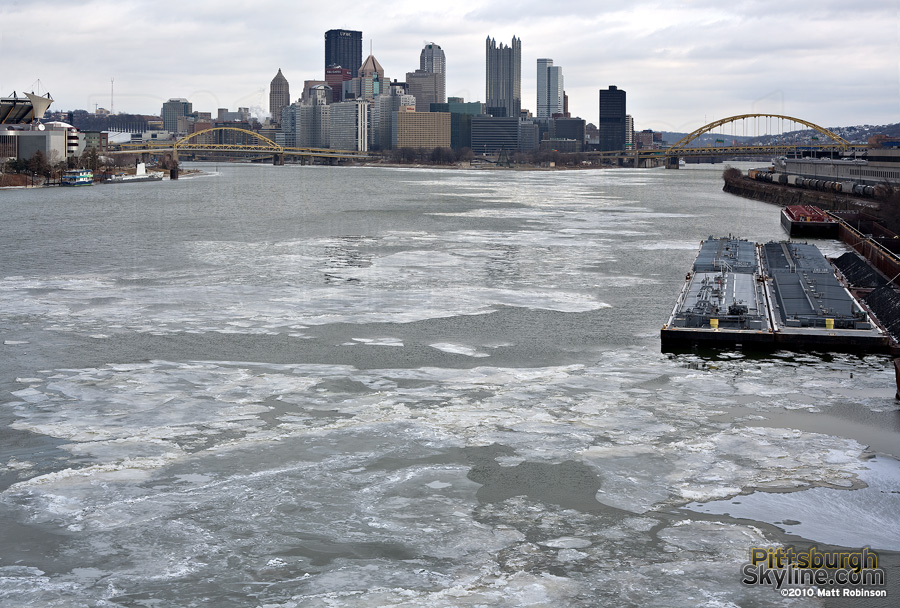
[3,148,142,183]
[383,147,597,167]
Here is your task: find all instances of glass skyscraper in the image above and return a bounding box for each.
[325,29,362,76]
[485,36,521,118]
[599,85,627,151]
[537,58,563,118]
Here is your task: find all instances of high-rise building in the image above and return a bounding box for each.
[406,70,441,112]
[269,69,290,126]
[301,80,329,104]
[348,54,386,102]
[419,42,446,104]
[161,98,192,134]
[552,117,586,152]
[325,67,352,103]
[280,88,331,148]
[485,36,521,118]
[325,29,363,75]
[625,114,634,148]
[330,99,368,151]
[430,99,480,150]
[598,85,627,151]
[373,90,415,150]
[536,59,563,119]
[392,111,450,149]
[471,115,519,154]
[299,103,330,148]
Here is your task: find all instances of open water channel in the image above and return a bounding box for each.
[0,163,898,606]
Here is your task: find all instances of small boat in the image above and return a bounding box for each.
[61,169,93,186]
[104,162,163,184]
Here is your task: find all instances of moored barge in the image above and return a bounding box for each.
[780,205,839,238]
[662,237,888,353]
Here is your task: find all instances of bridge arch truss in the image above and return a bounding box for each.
[174,127,283,154]
[667,114,851,153]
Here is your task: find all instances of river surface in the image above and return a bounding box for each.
[1,163,898,607]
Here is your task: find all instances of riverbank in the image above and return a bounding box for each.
[722,168,877,211]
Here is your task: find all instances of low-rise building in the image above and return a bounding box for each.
[392,111,450,149]
[471,116,518,154]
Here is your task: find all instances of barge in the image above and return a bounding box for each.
[662,237,888,353]
[780,205,839,239]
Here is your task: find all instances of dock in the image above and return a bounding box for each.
[661,237,888,353]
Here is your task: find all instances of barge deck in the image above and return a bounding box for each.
[661,237,888,353]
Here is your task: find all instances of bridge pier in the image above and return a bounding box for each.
[666,156,680,169]
[273,153,284,166]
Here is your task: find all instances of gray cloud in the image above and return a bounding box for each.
[0,0,896,129]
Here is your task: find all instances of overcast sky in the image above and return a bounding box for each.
[2,0,898,133]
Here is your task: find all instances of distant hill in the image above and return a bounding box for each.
[659,123,900,147]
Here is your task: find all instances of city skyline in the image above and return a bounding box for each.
[0,1,897,132]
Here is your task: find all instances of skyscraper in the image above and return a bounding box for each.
[325,67,352,103]
[161,98,192,134]
[598,85,627,151]
[419,42,446,103]
[325,29,362,76]
[485,36,521,118]
[269,69,290,126]
[406,70,441,112]
[353,53,386,101]
[536,59,563,119]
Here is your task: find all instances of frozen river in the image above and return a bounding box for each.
[1,163,897,606]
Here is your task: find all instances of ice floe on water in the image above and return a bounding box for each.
[350,337,405,347]
[429,343,490,358]
[2,353,888,526]
[687,455,900,551]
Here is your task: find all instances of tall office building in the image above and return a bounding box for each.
[392,111,450,149]
[325,29,363,75]
[485,36,521,118]
[406,70,441,111]
[330,99,368,151]
[161,98,192,134]
[419,42,446,103]
[536,59,563,118]
[269,69,290,126]
[373,90,415,150]
[598,85,627,151]
[325,67,352,103]
[349,53,386,101]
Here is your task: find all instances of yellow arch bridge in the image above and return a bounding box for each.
[114,127,369,164]
[592,113,854,168]
[111,115,853,168]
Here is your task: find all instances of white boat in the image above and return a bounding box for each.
[105,162,163,184]
[61,169,93,186]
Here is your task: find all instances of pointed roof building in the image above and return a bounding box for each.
[358,54,384,79]
[269,68,290,125]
